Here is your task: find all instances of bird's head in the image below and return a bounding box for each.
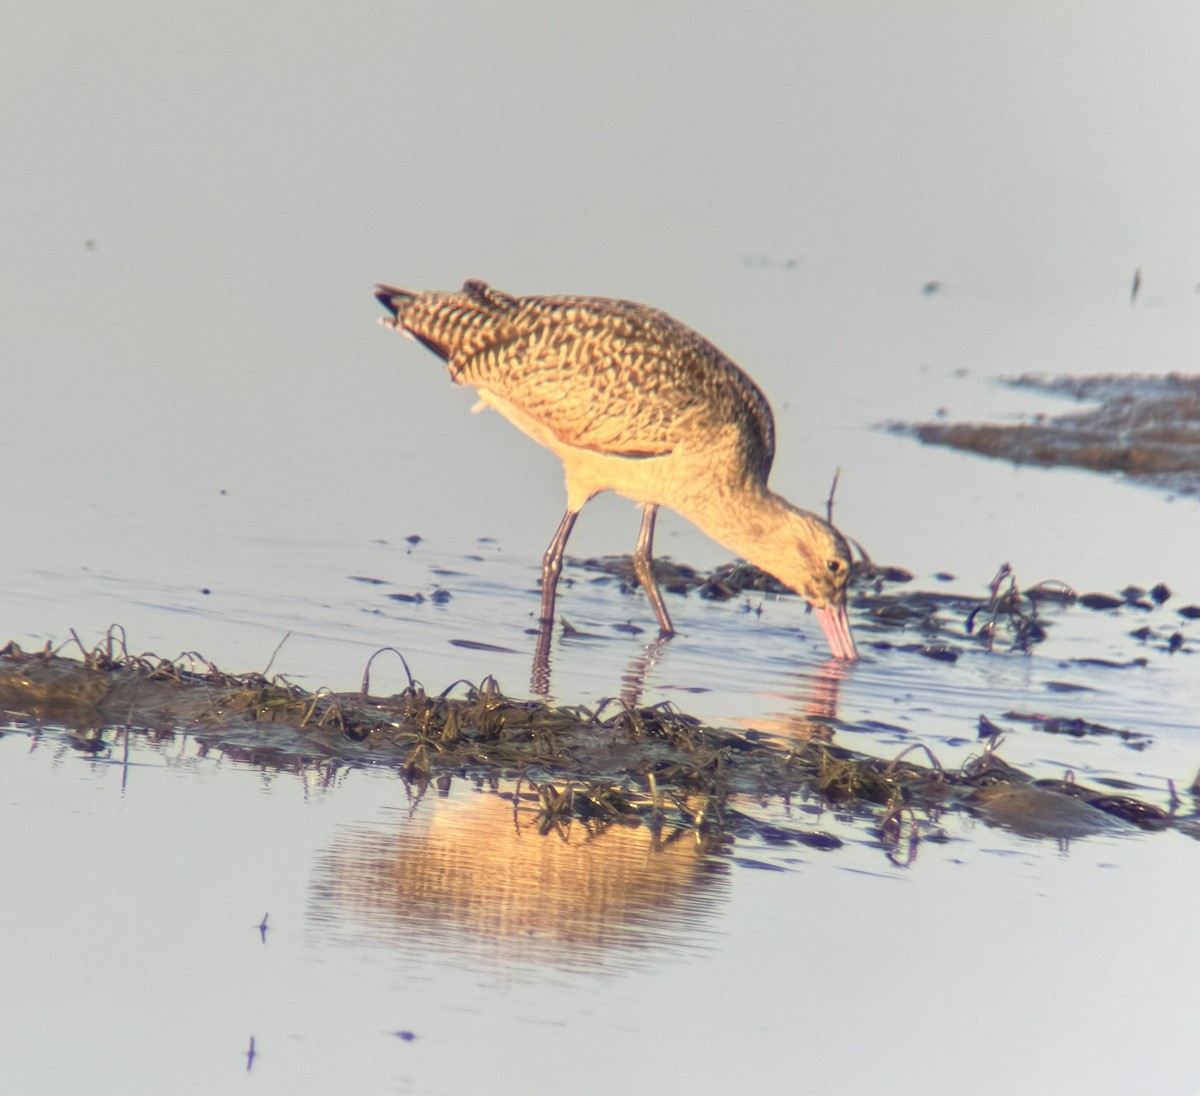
[775,513,858,661]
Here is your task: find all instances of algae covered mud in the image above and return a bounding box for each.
[894,373,1200,497]
[5,548,1197,853]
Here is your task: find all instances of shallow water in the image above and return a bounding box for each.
[4,4,1200,1094]
[4,730,1198,1096]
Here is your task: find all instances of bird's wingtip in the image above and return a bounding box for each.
[374,284,414,317]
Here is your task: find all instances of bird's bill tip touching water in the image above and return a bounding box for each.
[814,602,858,661]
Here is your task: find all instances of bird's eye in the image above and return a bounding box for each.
[827,560,841,575]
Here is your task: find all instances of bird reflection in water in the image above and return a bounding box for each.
[311,777,731,969]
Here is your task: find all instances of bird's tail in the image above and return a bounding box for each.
[375,283,448,359]
[375,281,518,362]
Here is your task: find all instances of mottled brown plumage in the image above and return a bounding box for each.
[376,280,857,660]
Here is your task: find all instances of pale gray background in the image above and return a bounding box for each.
[2,4,1199,1094]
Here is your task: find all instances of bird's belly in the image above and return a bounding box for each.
[471,387,706,511]
[558,444,694,509]
[470,387,565,454]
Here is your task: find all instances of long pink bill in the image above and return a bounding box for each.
[813,602,859,661]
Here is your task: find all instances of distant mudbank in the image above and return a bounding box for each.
[892,373,1200,495]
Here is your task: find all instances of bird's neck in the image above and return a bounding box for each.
[687,481,826,579]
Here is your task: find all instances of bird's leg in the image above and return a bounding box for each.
[632,505,675,637]
[539,508,579,626]
[530,625,552,699]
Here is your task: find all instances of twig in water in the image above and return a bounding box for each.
[262,632,291,679]
[825,468,841,524]
[360,647,415,696]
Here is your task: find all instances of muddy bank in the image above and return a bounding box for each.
[891,373,1200,494]
[2,619,1194,848]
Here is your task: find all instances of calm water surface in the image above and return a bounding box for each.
[3,4,1199,1094]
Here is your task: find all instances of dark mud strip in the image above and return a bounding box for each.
[1,630,1194,847]
[890,373,1200,495]
[575,555,1196,659]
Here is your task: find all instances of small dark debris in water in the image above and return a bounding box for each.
[1045,680,1094,693]
[859,718,911,735]
[200,588,211,596]
[960,563,1050,653]
[448,639,518,654]
[877,566,914,583]
[756,824,801,845]
[391,1030,417,1042]
[1001,711,1152,749]
[1127,626,1187,653]
[580,554,782,601]
[977,714,1004,738]
[922,280,941,295]
[350,575,388,586]
[1068,656,1149,669]
[1123,590,1157,611]
[1032,773,1171,825]
[429,589,452,604]
[933,572,955,582]
[1028,779,1169,829]
[405,534,422,546]
[1079,593,1123,611]
[732,858,787,872]
[1177,605,1200,620]
[920,645,958,663]
[68,730,107,753]
[387,592,425,603]
[553,619,610,641]
[1093,776,1139,790]
[793,830,843,850]
[873,601,932,626]
[1083,794,1170,828]
[1026,581,1077,605]
[611,622,645,636]
[1150,583,1171,605]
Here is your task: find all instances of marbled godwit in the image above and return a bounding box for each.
[375,280,858,660]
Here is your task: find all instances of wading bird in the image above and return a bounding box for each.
[376,280,858,660]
